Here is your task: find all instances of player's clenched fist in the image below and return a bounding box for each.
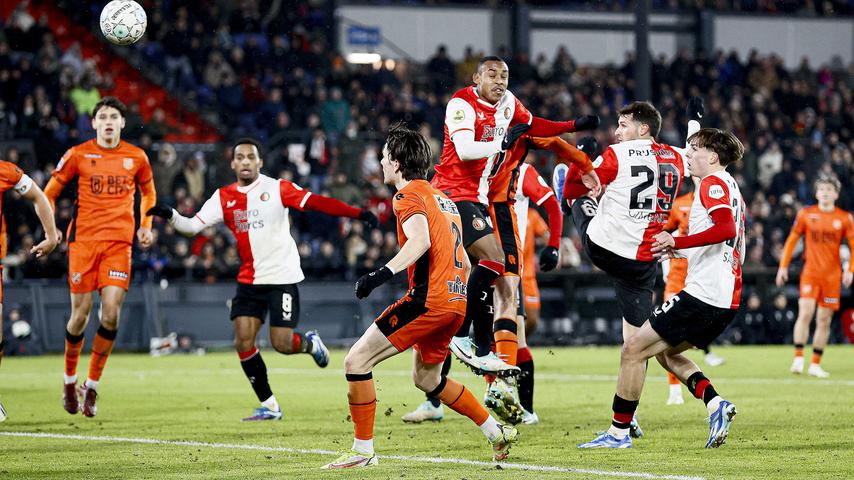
[501,124,530,151]
[355,266,394,299]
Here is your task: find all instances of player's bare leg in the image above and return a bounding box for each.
[620,319,645,435]
[807,306,833,377]
[233,316,280,420]
[791,298,817,374]
[523,305,539,337]
[270,326,329,367]
[63,292,94,414]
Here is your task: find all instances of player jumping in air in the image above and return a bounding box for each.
[323,123,518,468]
[579,128,745,449]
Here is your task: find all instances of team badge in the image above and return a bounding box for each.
[833,219,842,230]
[71,273,82,284]
[504,107,511,119]
[123,157,134,170]
[452,110,465,123]
[260,192,270,202]
[472,217,486,231]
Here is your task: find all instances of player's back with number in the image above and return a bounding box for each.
[393,180,466,313]
[588,139,685,261]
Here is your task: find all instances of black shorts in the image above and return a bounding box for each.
[455,200,494,248]
[490,201,521,275]
[649,291,737,349]
[230,283,300,328]
[572,197,656,327]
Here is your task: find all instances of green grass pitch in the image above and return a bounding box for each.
[1,345,852,479]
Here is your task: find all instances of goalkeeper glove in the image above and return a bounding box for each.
[355,266,394,299]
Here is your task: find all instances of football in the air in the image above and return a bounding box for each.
[100,0,147,45]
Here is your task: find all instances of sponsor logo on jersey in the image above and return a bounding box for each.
[629,210,669,224]
[452,110,465,123]
[71,272,82,284]
[260,192,270,202]
[84,154,102,158]
[434,195,459,215]
[477,111,486,121]
[108,270,129,280]
[90,175,133,195]
[123,158,134,170]
[472,217,486,231]
[395,193,405,201]
[824,297,839,304]
[233,209,265,232]
[481,124,505,142]
[708,185,725,199]
[446,275,467,296]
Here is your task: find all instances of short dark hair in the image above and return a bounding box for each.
[232,137,263,158]
[687,128,744,167]
[385,121,432,180]
[92,96,127,118]
[618,101,661,138]
[478,55,506,73]
[814,174,841,192]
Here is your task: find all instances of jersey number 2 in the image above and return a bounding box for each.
[451,222,463,269]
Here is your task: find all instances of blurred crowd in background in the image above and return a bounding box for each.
[1,0,852,297]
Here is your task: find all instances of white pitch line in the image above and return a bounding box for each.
[0,431,704,480]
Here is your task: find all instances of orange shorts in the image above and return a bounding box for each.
[521,273,540,309]
[800,272,842,311]
[488,202,521,276]
[68,240,132,293]
[375,296,464,364]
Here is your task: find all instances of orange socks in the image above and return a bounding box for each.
[434,377,489,425]
[64,330,85,379]
[346,373,377,441]
[811,348,823,365]
[88,326,117,383]
[667,372,680,385]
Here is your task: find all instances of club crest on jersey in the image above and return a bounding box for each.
[123,158,134,170]
[472,217,486,231]
[260,192,270,202]
[833,219,842,229]
[71,272,82,284]
[452,110,465,123]
[504,107,511,119]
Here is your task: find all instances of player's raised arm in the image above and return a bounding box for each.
[527,114,600,137]
[299,191,378,228]
[531,136,601,198]
[776,209,806,286]
[842,212,854,288]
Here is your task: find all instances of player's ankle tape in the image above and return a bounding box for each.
[493,319,517,334]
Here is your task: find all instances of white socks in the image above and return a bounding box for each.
[479,415,502,441]
[64,374,77,385]
[352,438,374,455]
[262,395,280,412]
[706,395,723,415]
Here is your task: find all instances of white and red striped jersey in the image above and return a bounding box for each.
[586,139,687,261]
[682,171,745,309]
[432,86,532,205]
[171,174,311,285]
[513,163,554,246]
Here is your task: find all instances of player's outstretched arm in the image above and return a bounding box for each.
[43,177,64,211]
[354,214,430,299]
[22,182,59,258]
[538,194,563,272]
[147,194,222,237]
[528,115,599,137]
[136,180,156,248]
[303,194,378,228]
[652,208,735,258]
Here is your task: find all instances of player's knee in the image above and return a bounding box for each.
[233,337,254,352]
[621,338,644,363]
[343,351,367,374]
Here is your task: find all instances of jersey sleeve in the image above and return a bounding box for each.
[393,191,428,224]
[445,98,477,139]
[521,167,554,206]
[53,147,79,184]
[135,151,154,184]
[511,95,533,125]
[698,175,732,214]
[196,189,224,225]
[594,148,619,186]
[790,209,807,236]
[0,161,24,192]
[280,180,311,210]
